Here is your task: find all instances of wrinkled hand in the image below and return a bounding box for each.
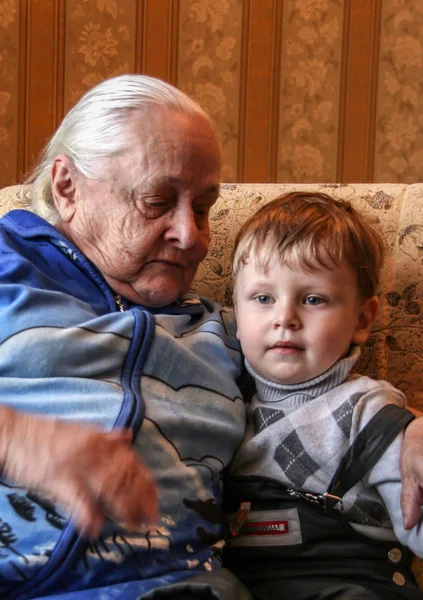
[0,406,158,537]
[401,412,423,529]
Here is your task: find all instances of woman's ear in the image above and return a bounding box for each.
[51,154,79,222]
[352,296,379,346]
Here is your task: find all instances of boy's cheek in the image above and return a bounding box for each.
[233,301,240,341]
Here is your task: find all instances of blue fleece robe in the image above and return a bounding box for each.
[0,210,246,600]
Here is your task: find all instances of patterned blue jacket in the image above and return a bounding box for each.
[0,210,246,599]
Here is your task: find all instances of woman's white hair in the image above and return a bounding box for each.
[26,74,211,223]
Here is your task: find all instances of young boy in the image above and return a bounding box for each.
[224,192,423,600]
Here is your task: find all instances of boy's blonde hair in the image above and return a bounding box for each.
[232,192,385,300]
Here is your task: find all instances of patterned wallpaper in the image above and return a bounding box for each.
[374,1,423,182]
[0,0,422,188]
[277,0,343,182]
[0,0,19,187]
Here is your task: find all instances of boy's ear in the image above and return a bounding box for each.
[352,296,379,346]
[51,154,79,222]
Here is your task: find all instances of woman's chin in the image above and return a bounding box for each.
[133,278,189,308]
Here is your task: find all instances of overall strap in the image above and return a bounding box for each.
[324,404,415,509]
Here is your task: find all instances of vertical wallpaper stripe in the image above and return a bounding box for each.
[134,0,144,74]
[366,0,382,182]
[0,0,19,186]
[336,0,350,183]
[1,0,20,187]
[374,0,423,183]
[269,0,284,183]
[277,0,344,183]
[339,0,381,183]
[236,0,250,182]
[178,0,242,183]
[26,0,58,175]
[54,0,66,131]
[63,0,138,114]
[169,0,180,85]
[243,0,279,183]
[17,0,28,181]
[140,0,179,83]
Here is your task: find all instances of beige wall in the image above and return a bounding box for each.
[0,0,422,188]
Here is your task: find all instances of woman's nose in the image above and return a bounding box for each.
[165,206,199,249]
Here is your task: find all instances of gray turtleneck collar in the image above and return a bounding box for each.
[245,346,361,405]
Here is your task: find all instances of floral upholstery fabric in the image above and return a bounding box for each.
[1,182,423,585]
[1,182,422,408]
[0,185,31,213]
[192,183,423,412]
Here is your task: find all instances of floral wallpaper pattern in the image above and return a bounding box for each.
[277,0,343,182]
[192,182,423,413]
[0,0,18,188]
[64,0,135,109]
[178,0,242,182]
[0,0,423,187]
[374,0,423,183]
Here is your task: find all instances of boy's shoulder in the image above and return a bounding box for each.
[347,373,405,399]
[341,374,407,428]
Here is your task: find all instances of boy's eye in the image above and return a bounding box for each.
[255,294,273,305]
[304,295,323,306]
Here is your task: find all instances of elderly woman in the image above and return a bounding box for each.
[0,74,421,600]
[0,75,248,599]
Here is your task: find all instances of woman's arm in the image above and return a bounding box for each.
[0,404,157,536]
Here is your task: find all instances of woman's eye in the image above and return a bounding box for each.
[255,295,272,305]
[139,199,170,219]
[304,295,323,306]
[195,209,208,218]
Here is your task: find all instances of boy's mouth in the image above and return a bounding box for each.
[270,341,304,351]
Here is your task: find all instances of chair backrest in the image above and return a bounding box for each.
[192,182,423,410]
[1,182,423,409]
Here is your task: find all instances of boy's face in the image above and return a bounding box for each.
[234,256,378,385]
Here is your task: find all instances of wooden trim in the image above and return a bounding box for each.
[269,0,283,182]
[243,0,277,183]
[141,0,178,83]
[169,0,179,84]
[25,0,57,173]
[134,0,145,73]
[338,0,379,183]
[336,0,351,182]
[17,0,29,180]
[366,0,382,182]
[237,0,251,182]
[54,0,66,128]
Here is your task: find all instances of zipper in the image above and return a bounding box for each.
[239,519,289,536]
[227,506,300,544]
[229,502,290,538]
[115,294,126,312]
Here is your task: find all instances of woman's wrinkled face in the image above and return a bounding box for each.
[55,108,221,307]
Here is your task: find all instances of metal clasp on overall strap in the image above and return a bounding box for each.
[287,488,344,511]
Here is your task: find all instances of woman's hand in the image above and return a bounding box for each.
[401,411,423,529]
[0,405,158,537]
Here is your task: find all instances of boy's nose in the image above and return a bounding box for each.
[274,304,301,330]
